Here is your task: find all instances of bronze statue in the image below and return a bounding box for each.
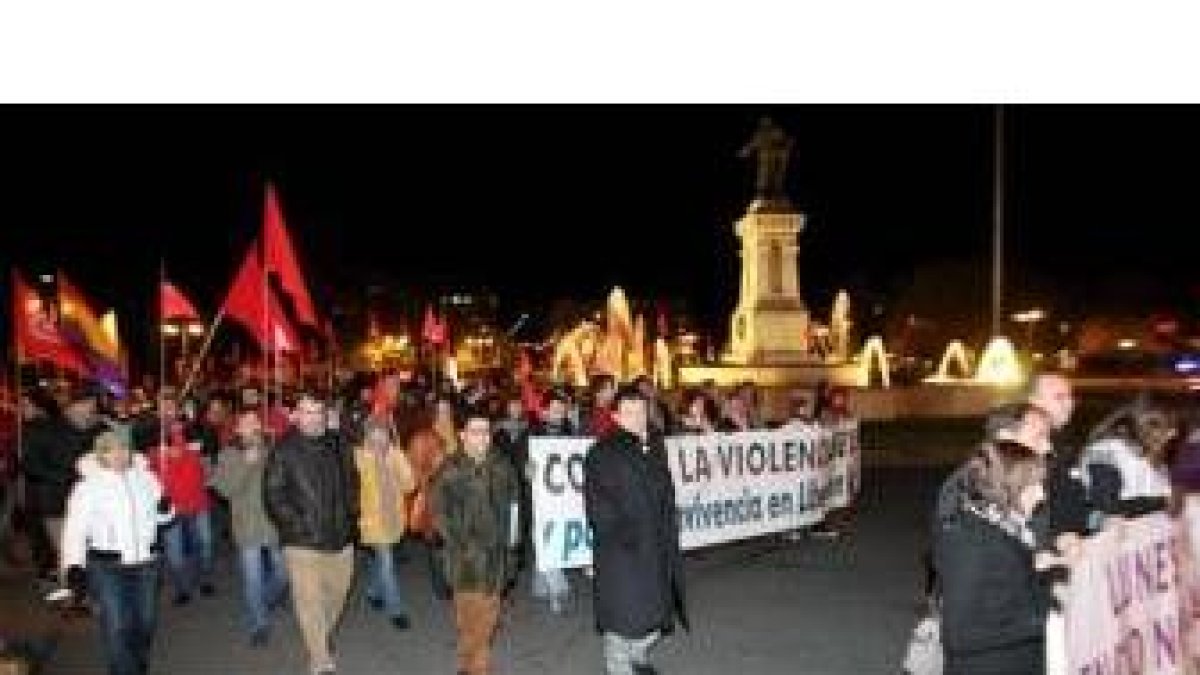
[740,116,794,205]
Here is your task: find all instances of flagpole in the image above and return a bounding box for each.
[180,305,226,400]
[261,236,273,425]
[10,270,26,524]
[158,260,167,465]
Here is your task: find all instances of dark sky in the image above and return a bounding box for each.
[3,105,1198,361]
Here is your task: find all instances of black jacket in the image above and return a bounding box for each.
[584,429,687,638]
[935,508,1045,674]
[1031,453,1092,547]
[22,417,104,516]
[264,428,360,552]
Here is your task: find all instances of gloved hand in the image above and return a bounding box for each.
[66,566,87,598]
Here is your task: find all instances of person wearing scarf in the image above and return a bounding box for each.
[934,439,1048,674]
[355,419,416,629]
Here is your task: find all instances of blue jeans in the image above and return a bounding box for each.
[163,511,214,597]
[87,556,159,675]
[239,544,288,634]
[365,542,407,618]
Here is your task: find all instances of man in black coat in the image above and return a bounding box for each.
[584,385,686,675]
[264,392,359,675]
[22,387,107,575]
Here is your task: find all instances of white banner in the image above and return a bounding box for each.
[529,422,860,571]
[1054,503,1200,674]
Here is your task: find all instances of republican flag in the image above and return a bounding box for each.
[11,270,89,375]
[57,273,127,392]
[57,273,122,364]
[263,183,319,328]
[221,245,299,353]
[160,281,200,322]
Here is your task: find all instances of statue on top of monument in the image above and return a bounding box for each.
[740,116,794,208]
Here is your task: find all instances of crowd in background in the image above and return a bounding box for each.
[0,368,853,675]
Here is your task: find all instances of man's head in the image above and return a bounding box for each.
[1025,371,1074,430]
[633,375,656,399]
[234,410,263,444]
[293,393,326,437]
[614,385,648,439]
[592,374,617,407]
[158,395,180,422]
[542,389,569,425]
[458,407,492,459]
[64,388,98,429]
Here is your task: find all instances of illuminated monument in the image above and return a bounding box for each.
[680,117,858,388]
[726,117,811,365]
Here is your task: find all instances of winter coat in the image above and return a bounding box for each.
[210,442,278,547]
[148,445,211,515]
[584,429,687,638]
[264,429,360,552]
[934,506,1045,674]
[60,453,172,569]
[23,418,106,517]
[431,450,520,594]
[354,443,416,545]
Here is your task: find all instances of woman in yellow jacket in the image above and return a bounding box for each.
[355,420,416,629]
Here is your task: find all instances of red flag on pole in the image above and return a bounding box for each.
[160,281,200,322]
[11,270,89,374]
[263,183,319,328]
[220,247,299,353]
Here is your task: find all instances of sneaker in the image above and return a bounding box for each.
[390,615,411,631]
[199,583,215,596]
[44,587,73,604]
[249,629,269,648]
[173,593,191,607]
[632,665,659,675]
[367,597,384,612]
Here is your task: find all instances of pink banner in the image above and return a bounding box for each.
[1057,505,1200,674]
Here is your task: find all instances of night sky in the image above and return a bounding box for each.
[3,105,1198,364]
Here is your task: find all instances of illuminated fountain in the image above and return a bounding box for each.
[921,337,1023,387]
[973,336,1023,387]
[551,287,672,387]
[924,340,973,384]
[856,336,891,388]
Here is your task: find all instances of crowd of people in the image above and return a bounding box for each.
[0,369,852,675]
[922,371,1200,674]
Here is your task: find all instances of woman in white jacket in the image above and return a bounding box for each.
[60,430,173,675]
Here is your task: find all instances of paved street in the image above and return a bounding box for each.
[1,460,956,674]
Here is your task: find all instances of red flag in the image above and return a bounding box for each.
[421,306,438,344]
[11,270,88,374]
[263,183,319,328]
[220,246,300,353]
[436,315,449,346]
[160,281,200,322]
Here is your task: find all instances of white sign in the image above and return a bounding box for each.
[528,423,861,571]
[1055,507,1200,674]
